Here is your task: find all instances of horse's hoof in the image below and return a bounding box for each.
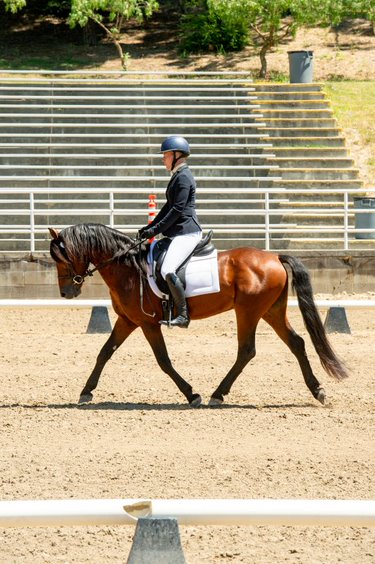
[316,387,326,405]
[208,396,223,407]
[189,394,202,408]
[78,393,93,404]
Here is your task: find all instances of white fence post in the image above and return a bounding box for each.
[29,191,35,254]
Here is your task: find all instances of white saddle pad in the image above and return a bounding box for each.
[146,246,220,300]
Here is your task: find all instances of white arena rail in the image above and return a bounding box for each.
[0,299,373,308]
[0,186,373,252]
[0,498,373,528]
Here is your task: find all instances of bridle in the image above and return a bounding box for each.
[56,238,145,287]
[55,236,155,316]
[58,257,118,286]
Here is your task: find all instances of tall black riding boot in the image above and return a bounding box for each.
[160,272,190,328]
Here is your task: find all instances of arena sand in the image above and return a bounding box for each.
[0,303,374,563]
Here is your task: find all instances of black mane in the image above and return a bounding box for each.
[57,223,148,274]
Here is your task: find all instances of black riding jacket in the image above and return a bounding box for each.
[147,164,201,237]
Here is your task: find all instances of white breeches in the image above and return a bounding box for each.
[160,231,202,280]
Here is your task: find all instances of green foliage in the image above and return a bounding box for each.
[316,0,375,27]
[179,0,250,54]
[41,1,72,16]
[68,0,158,68]
[68,0,158,28]
[0,0,27,12]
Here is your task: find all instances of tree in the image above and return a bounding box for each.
[328,0,375,37]
[244,0,329,78]
[68,0,159,69]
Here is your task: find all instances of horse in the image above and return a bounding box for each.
[49,223,348,407]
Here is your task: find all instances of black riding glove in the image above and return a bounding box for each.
[140,227,155,240]
[137,227,148,239]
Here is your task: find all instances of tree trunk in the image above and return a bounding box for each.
[91,17,126,69]
[259,46,268,78]
[82,20,98,46]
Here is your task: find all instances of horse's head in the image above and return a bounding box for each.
[49,227,89,299]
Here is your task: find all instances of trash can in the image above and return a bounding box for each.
[354,197,375,239]
[288,50,314,83]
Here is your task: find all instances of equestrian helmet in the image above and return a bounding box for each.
[159,136,190,155]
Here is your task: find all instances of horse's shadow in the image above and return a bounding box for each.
[0,401,317,411]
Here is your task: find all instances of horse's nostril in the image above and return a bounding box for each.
[61,291,66,297]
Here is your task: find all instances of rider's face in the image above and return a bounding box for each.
[162,151,174,171]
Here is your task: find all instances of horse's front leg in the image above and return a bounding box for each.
[142,323,202,407]
[79,315,137,404]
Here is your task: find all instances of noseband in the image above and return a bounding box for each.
[58,269,87,286]
[57,260,90,286]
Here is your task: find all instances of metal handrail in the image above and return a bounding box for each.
[0,187,372,253]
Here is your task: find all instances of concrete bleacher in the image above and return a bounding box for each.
[0,74,282,251]
[253,83,364,248]
[0,73,365,254]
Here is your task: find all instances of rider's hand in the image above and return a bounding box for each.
[137,227,147,239]
[141,227,155,240]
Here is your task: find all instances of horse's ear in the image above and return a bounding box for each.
[49,227,59,239]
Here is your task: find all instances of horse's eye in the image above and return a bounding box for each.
[59,241,65,249]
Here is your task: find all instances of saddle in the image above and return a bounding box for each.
[151,230,215,295]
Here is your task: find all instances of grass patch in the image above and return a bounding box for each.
[323,81,375,187]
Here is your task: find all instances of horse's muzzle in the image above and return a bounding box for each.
[60,285,81,299]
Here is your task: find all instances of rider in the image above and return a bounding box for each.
[138,135,202,328]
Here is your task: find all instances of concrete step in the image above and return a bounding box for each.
[256,101,330,109]
[270,224,352,235]
[257,118,337,128]
[254,84,323,93]
[270,238,352,251]
[0,177,279,189]
[279,192,358,203]
[265,136,345,147]
[0,133,269,144]
[0,154,274,166]
[0,84,255,96]
[279,168,359,180]
[0,104,261,115]
[349,239,375,249]
[276,200,349,208]
[0,93,258,104]
[254,92,326,100]
[263,128,341,138]
[259,109,333,119]
[270,147,348,157]
[277,179,363,189]
[0,143,273,155]
[0,124,266,135]
[0,113,264,125]
[0,164,278,177]
[0,114,263,125]
[276,214,352,226]
[273,157,354,168]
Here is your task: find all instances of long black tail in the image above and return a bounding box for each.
[279,255,349,381]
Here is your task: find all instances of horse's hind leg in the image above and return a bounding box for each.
[209,317,257,406]
[79,315,137,404]
[263,308,325,404]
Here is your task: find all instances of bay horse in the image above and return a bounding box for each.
[49,223,348,407]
